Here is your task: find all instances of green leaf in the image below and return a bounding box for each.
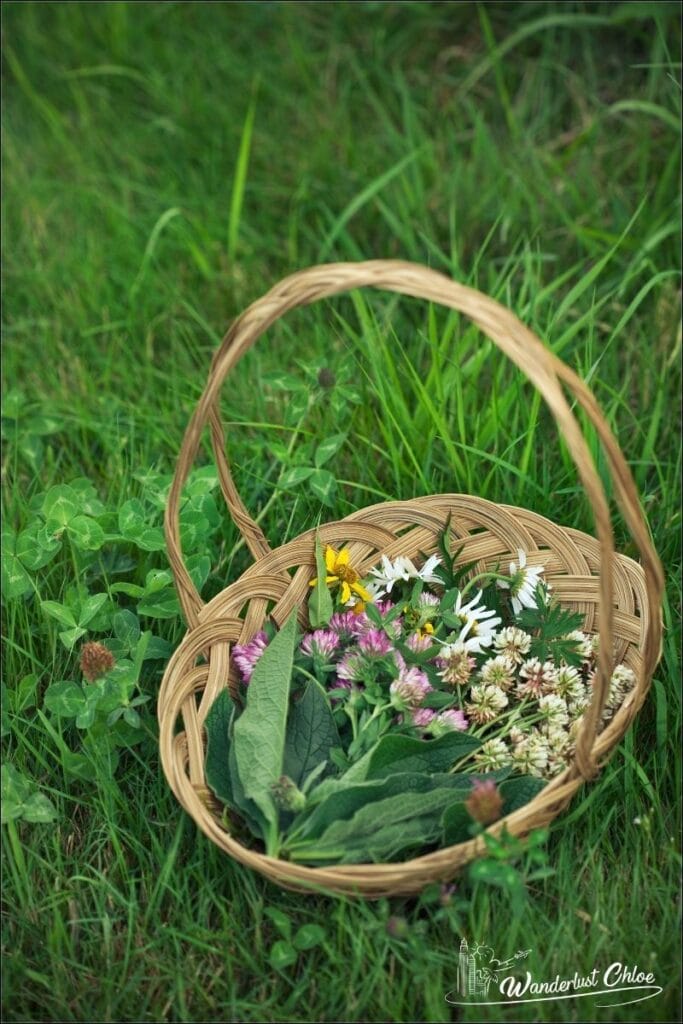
[288,771,475,846]
[1,548,32,599]
[41,601,78,628]
[137,591,181,619]
[345,731,481,785]
[500,775,547,814]
[21,792,58,823]
[314,433,346,467]
[308,469,336,506]
[441,801,475,846]
[187,554,211,591]
[75,686,102,729]
[232,610,298,854]
[228,741,267,839]
[119,499,166,551]
[62,751,92,781]
[122,708,141,729]
[142,635,173,660]
[110,582,145,598]
[205,690,235,807]
[282,680,340,788]
[279,465,314,490]
[269,940,298,970]
[1,389,25,419]
[293,924,326,950]
[58,626,87,649]
[1,764,32,822]
[289,786,469,865]
[308,534,333,629]
[15,674,38,713]
[44,681,86,718]
[264,907,292,941]
[42,484,78,529]
[15,524,61,571]
[69,478,106,517]
[113,610,141,652]
[68,515,105,551]
[78,593,108,627]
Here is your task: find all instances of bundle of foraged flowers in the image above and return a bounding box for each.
[204,529,636,864]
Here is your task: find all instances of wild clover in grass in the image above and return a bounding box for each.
[79,641,115,682]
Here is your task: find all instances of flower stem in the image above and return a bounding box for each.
[460,571,511,597]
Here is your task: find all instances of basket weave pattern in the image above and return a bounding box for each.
[158,262,663,898]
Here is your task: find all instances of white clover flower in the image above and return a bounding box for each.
[607,664,636,710]
[512,731,550,777]
[497,549,549,614]
[474,737,512,771]
[493,626,532,665]
[480,654,516,691]
[538,693,569,727]
[516,658,559,698]
[436,642,475,688]
[466,683,509,724]
[567,689,590,718]
[565,630,593,661]
[555,664,584,703]
[508,724,529,746]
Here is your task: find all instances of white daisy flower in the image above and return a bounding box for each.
[416,553,443,584]
[497,548,549,614]
[368,553,442,595]
[446,590,502,654]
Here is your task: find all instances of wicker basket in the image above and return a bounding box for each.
[158,261,663,898]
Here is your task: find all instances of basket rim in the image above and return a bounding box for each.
[196,492,649,625]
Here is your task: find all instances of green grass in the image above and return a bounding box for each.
[2,2,681,1021]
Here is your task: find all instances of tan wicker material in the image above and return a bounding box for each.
[158,261,664,898]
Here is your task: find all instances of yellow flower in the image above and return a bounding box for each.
[310,545,372,606]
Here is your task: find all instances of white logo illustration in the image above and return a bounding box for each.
[446,940,662,1008]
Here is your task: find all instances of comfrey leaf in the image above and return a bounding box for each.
[282,679,340,789]
[287,786,472,865]
[286,771,478,846]
[341,731,481,786]
[232,610,299,855]
[308,534,333,628]
[204,689,235,807]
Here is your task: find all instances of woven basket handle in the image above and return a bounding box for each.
[165,260,663,779]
